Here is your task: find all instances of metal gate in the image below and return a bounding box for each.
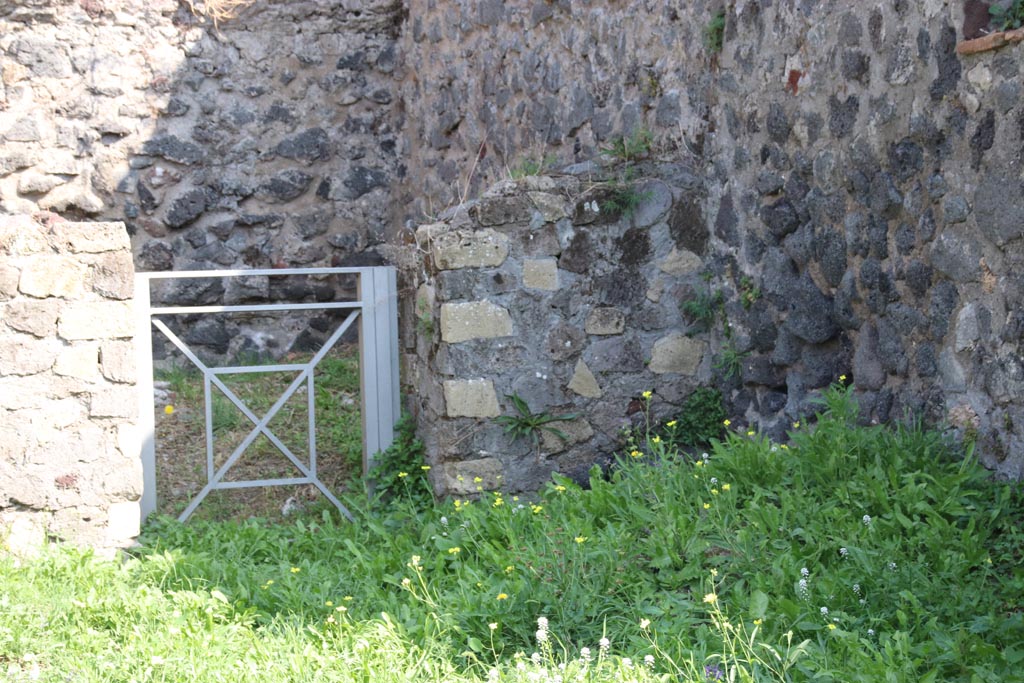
[134,267,399,522]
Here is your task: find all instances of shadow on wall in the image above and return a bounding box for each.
[1,0,404,360]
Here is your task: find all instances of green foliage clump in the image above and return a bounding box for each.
[494,394,578,450]
[991,0,1024,30]
[681,285,724,334]
[713,339,748,380]
[368,413,433,509]
[704,10,726,54]
[600,128,653,163]
[673,387,727,448]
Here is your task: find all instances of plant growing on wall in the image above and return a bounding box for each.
[600,128,653,164]
[704,10,726,54]
[991,0,1024,30]
[495,394,578,453]
[681,285,725,334]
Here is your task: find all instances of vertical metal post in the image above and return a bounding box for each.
[134,275,157,520]
[359,269,380,473]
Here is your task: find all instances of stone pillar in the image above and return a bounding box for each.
[0,216,140,556]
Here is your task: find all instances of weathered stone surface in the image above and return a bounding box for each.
[100,341,135,383]
[58,301,134,340]
[540,418,594,454]
[440,301,513,343]
[975,174,1024,245]
[527,192,568,222]
[658,247,702,276]
[567,359,602,398]
[431,228,510,270]
[54,342,100,380]
[443,379,500,418]
[649,333,705,374]
[442,457,503,494]
[0,337,59,376]
[2,299,60,337]
[522,258,558,290]
[584,307,625,335]
[584,335,644,373]
[18,256,88,299]
[276,128,330,162]
[90,252,134,300]
[106,501,141,545]
[47,222,129,254]
[0,264,20,301]
[89,386,136,418]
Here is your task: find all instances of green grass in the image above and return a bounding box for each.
[3,384,1023,682]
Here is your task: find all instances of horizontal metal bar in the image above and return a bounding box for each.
[138,267,375,280]
[213,478,313,489]
[212,364,308,375]
[150,302,362,315]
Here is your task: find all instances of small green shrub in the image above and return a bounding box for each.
[368,413,433,509]
[508,154,557,179]
[704,10,726,54]
[991,0,1024,30]
[713,340,747,380]
[681,286,724,333]
[738,275,761,309]
[600,128,653,163]
[599,182,653,219]
[673,387,726,448]
[494,394,578,450]
[416,299,435,338]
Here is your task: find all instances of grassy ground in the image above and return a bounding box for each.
[154,345,362,521]
[2,384,1023,682]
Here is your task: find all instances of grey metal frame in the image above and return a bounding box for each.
[134,267,399,523]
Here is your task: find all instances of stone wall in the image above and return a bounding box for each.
[0,216,140,554]
[704,1,1024,478]
[398,0,1024,479]
[3,0,1024,492]
[2,0,403,357]
[408,169,712,492]
[395,0,715,223]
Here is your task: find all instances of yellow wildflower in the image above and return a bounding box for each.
[722,483,731,491]
[753,618,763,626]
[164,405,175,415]
[711,488,719,495]
[447,547,461,555]
[747,430,755,436]
[792,421,800,429]
[666,420,677,428]
[703,593,717,605]
[839,374,847,382]
[703,502,711,510]
[496,593,508,601]
[723,419,731,426]
[473,477,483,483]
[651,436,661,444]
[642,390,653,400]
[325,600,333,607]
[489,622,498,630]
[630,450,643,458]
[398,472,408,478]
[531,505,543,514]
[574,536,588,544]
[555,485,566,492]
[827,623,837,631]
[504,565,515,574]
[290,567,301,574]
[710,568,718,577]
[421,465,431,471]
